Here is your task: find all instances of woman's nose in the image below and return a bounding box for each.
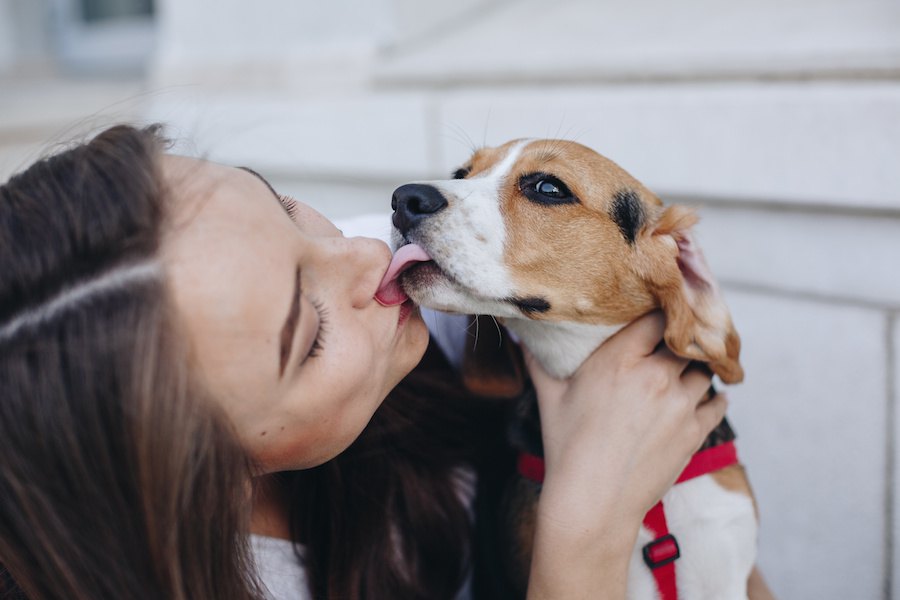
[317,236,392,308]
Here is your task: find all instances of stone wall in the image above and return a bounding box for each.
[2,0,899,596]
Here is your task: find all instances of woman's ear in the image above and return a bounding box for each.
[637,206,744,384]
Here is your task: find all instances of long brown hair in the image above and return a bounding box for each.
[0,124,513,600]
[0,125,261,599]
[289,334,518,600]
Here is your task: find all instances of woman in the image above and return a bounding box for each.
[0,125,725,599]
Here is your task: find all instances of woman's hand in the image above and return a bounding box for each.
[525,312,728,599]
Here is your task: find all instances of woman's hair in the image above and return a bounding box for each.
[289,337,517,600]
[0,125,261,599]
[0,124,513,600]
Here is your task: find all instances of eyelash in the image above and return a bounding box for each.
[306,298,328,360]
[278,194,299,220]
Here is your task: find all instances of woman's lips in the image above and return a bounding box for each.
[374,243,433,306]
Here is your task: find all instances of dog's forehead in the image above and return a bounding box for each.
[520,139,602,163]
[468,140,654,203]
[466,139,531,173]
[469,139,607,170]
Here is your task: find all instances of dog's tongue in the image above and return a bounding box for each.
[375,244,432,306]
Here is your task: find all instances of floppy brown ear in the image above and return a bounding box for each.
[637,206,744,384]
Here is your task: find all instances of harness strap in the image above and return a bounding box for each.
[642,501,679,600]
[517,440,740,600]
[677,440,738,484]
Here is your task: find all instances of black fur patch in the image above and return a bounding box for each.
[510,296,551,315]
[611,189,644,244]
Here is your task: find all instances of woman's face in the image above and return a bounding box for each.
[161,156,428,473]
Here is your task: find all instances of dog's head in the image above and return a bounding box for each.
[384,139,743,383]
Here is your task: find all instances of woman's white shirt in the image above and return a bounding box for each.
[250,535,309,599]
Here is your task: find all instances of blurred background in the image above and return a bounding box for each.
[1,0,899,597]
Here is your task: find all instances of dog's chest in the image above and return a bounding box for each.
[423,309,758,599]
[628,476,758,600]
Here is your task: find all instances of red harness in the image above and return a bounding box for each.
[516,440,739,600]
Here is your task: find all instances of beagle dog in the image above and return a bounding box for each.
[376,139,759,599]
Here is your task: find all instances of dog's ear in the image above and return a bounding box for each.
[637,206,744,384]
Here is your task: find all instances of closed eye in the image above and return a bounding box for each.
[303,298,328,362]
[279,194,300,221]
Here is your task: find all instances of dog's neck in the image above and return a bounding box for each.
[502,318,626,379]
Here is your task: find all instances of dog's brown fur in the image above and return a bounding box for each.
[451,140,743,384]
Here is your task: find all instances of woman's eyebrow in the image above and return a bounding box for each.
[279,268,302,378]
[236,166,280,202]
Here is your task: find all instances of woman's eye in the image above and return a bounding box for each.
[278,194,300,220]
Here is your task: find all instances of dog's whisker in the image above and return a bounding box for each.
[442,122,479,156]
[481,107,493,148]
[489,315,503,349]
[549,115,571,143]
[567,126,590,147]
[464,315,479,337]
[551,135,567,156]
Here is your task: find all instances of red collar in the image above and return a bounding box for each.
[516,440,740,600]
[516,439,738,488]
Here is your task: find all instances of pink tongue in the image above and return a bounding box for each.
[375,243,433,306]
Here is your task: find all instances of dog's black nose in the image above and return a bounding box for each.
[391,184,448,233]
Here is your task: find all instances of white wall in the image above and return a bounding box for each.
[1,0,898,597]
[0,0,15,73]
[151,0,395,93]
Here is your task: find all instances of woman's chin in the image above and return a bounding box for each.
[389,306,429,384]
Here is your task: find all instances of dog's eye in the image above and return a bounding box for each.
[452,167,471,180]
[519,173,578,205]
[536,180,563,196]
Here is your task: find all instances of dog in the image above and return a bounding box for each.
[375,139,759,599]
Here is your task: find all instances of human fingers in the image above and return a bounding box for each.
[680,363,714,400]
[650,344,691,376]
[694,393,729,441]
